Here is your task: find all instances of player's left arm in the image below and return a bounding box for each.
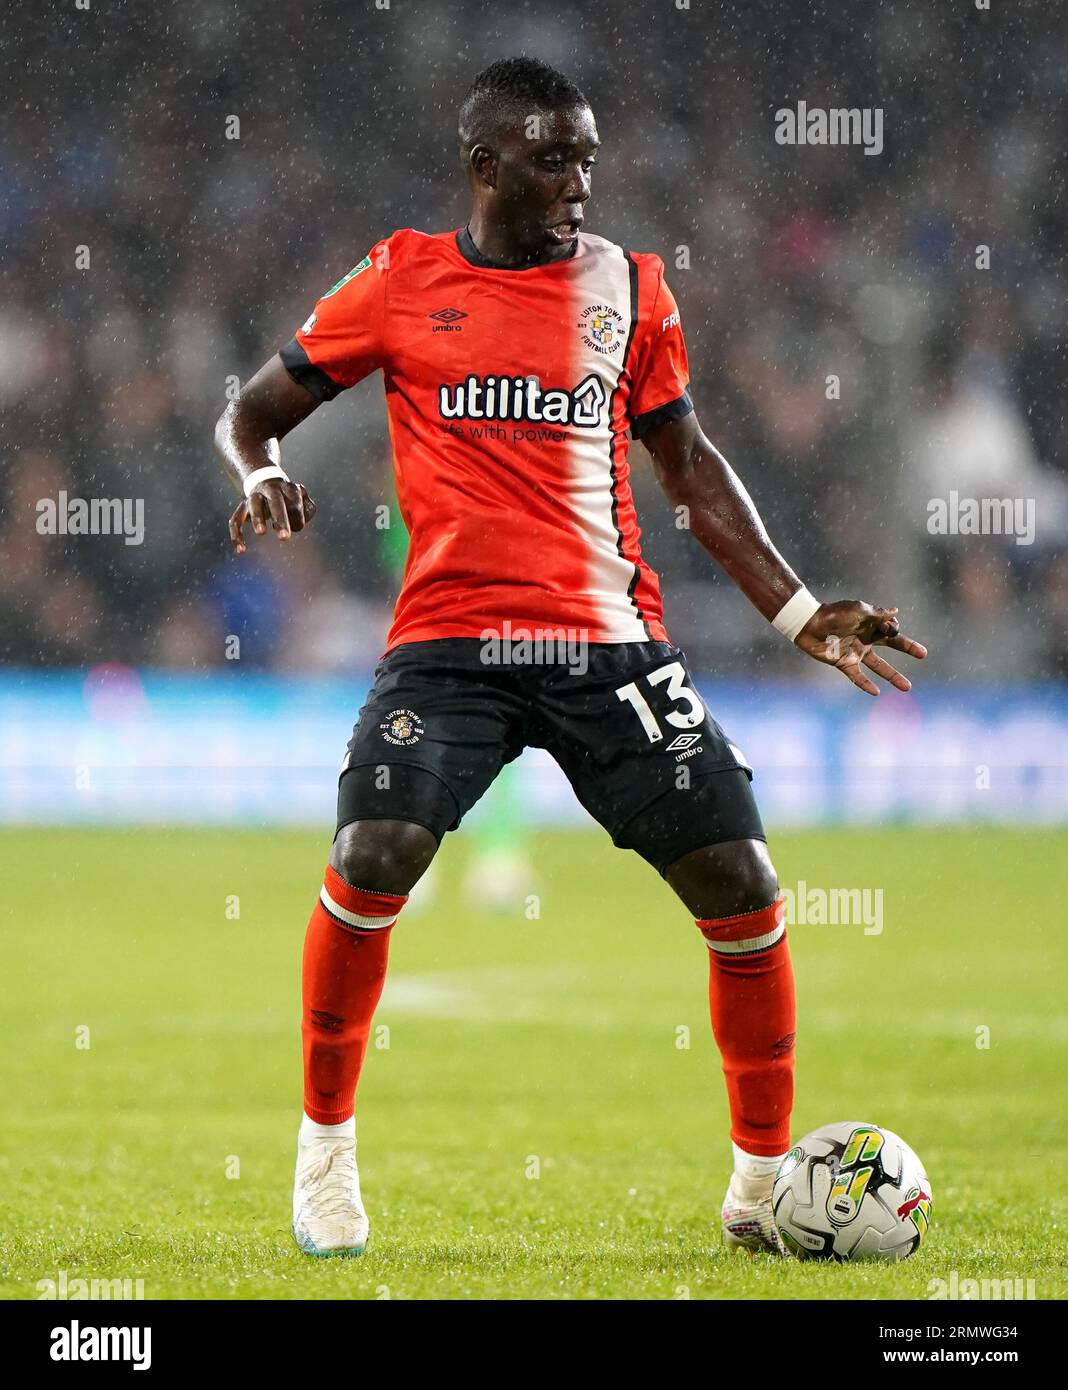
[642,410,928,696]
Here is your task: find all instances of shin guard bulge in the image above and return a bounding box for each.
[697,896,795,1158]
[301,865,407,1125]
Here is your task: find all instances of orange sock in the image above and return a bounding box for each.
[301,865,407,1125]
[697,896,795,1157]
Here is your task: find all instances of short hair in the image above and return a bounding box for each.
[458,57,589,153]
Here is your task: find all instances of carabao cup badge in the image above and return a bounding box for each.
[380,708,425,746]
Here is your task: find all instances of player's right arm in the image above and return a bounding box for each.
[215,356,321,553]
[217,238,393,553]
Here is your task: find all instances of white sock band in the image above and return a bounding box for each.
[732,1141,789,1180]
[301,1114,355,1143]
[319,882,400,930]
[771,586,821,642]
[704,919,785,955]
[243,464,290,498]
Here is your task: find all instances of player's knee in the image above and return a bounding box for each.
[330,819,438,896]
[665,837,778,919]
[725,839,779,911]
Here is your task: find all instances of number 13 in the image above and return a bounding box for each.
[615,661,706,744]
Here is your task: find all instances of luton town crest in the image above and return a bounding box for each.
[380,708,425,746]
[578,303,625,355]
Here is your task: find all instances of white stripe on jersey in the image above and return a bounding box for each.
[568,234,649,642]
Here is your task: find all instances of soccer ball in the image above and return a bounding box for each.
[772,1121,932,1261]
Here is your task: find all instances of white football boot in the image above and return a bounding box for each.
[721,1170,788,1256]
[292,1124,369,1257]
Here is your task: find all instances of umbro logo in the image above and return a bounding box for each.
[665,733,702,752]
[429,307,467,333]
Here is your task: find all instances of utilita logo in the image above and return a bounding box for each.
[438,373,606,427]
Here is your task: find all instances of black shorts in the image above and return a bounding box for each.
[335,638,764,876]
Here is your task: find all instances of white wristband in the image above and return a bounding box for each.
[772,586,821,642]
[243,465,290,498]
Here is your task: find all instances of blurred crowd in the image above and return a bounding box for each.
[3,0,1067,680]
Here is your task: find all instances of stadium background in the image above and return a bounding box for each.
[1,0,1067,1304]
[3,0,1067,825]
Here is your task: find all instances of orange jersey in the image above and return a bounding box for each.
[280,227,693,653]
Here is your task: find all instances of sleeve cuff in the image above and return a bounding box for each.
[279,338,346,402]
[629,388,694,439]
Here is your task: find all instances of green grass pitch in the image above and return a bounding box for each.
[1,825,1064,1300]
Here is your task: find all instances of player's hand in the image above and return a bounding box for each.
[793,601,927,696]
[229,480,317,554]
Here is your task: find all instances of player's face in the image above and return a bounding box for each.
[493,104,599,258]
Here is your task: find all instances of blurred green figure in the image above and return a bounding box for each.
[378,479,535,914]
